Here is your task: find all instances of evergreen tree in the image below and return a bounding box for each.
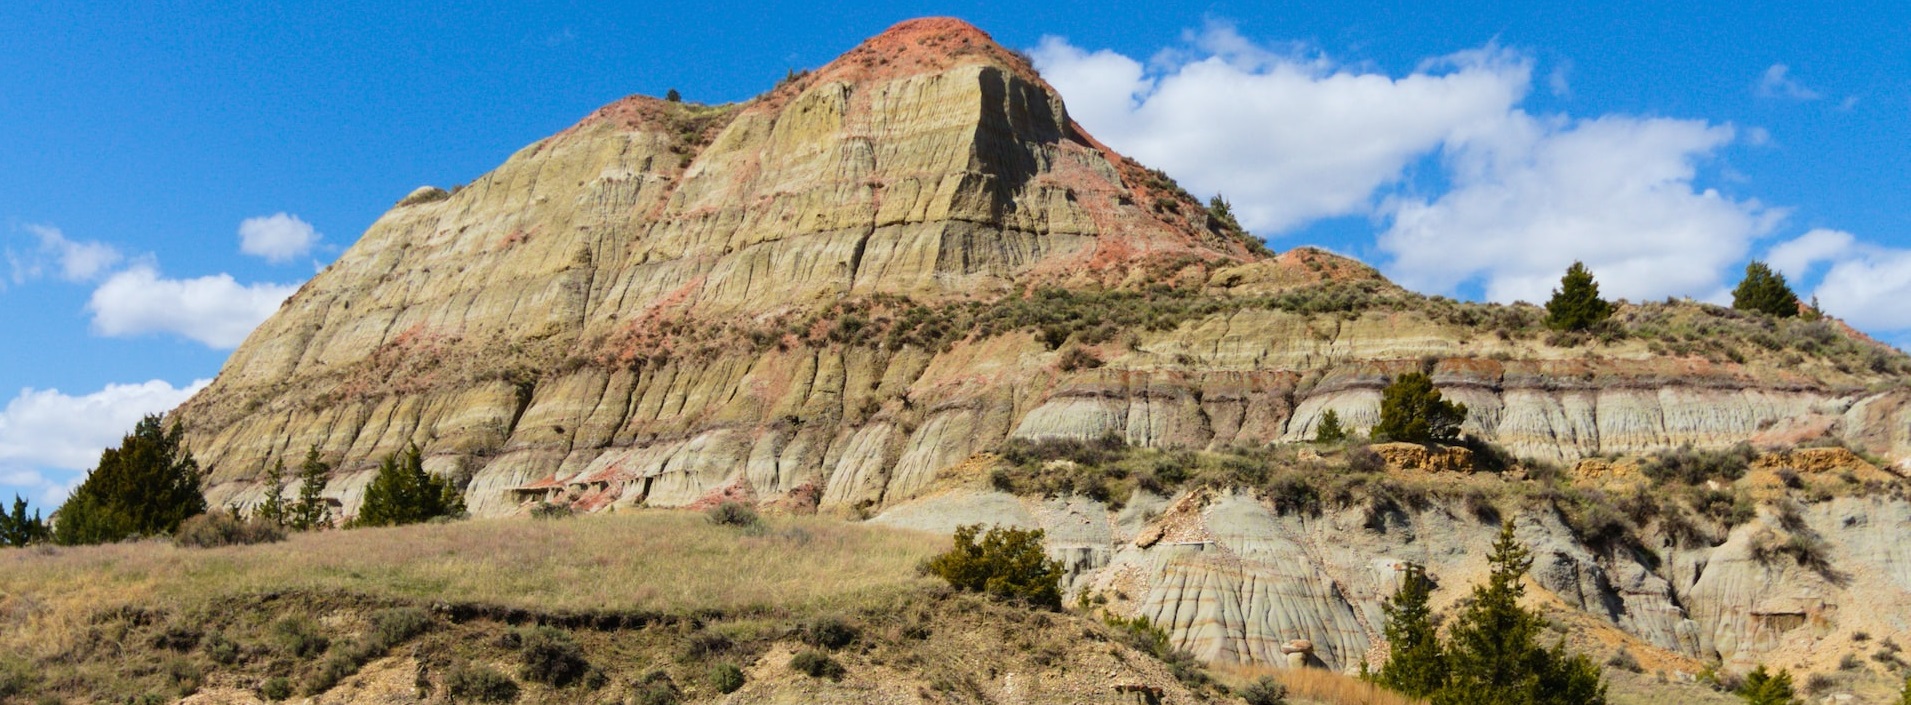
[53,415,206,545]
[1544,261,1615,332]
[1732,261,1800,318]
[1377,562,1447,697]
[1315,409,1347,443]
[0,495,49,546]
[1898,674,1911,705]
[1736,665,1797,705]
[257,458,288,528]
[1208,194,1245,234]
[1432,522,1606,705]
[351,445,464,528]
[665,87,682,102]
[1374,372,1468,445]
[289,446,333,531]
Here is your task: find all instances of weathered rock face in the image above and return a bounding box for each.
[874,475,1911,677]
[173,17,1911,523]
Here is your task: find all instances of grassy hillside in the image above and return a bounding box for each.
[0,511,1242,704]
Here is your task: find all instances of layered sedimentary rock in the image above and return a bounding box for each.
[875,470,1911,676]
[168,15,1911,678]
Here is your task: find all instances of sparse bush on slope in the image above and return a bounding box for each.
[924,524,1065,610]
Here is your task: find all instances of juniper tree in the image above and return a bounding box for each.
[1377,562,1447,698]
[53,415,205,545]
[1374,372,1468,444]
[290,446,333,531]
[257,458,288,527]
[924,524,1066,610]
[0,495,49,546]
[1737,665,1797,705]
[1732,261,1800,318]
[1315,409,1347,443]
[1544,261,1614,332]
[1433,522,1606,705]
[351,444,464,528]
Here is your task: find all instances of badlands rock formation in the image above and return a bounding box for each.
[168,16,1911,678]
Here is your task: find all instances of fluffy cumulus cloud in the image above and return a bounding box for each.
[1032,25,1531,233]
[1379,114,1781,303]
[238,212,321,263]
[1032,25,1798,308]
[6,224,122,285]
[88,264,299,348]
[0,378,208,505]
[1766,229,1911,332]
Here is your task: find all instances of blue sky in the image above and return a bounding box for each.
[3,1,1908,509]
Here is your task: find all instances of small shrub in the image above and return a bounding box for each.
[923,524,1065,610]
[368,607,433,648]
[677,630,733,664]
[518,627,589,687]
[704,501,761,529]
[203,631,240,665]
[789,649,844,680]
[708,663,745,694]
[165,657,203,695]
[529,501,574,520]
[306,652,356,694]
[1804,672,1836,694]
[172,510,285,548]
[630,670,680,705]
[1839,653,1862,670]
[1241,675,1288,705]
[801,616,858,650]
[272,616,329,658]
[1347,445,1386,474]
[1056,346,1103,372]
[1264,474,1322,516]
[259,676,293,701]
[445,660,519,703]
[1643,443,1757,485]
[1606,649,1643,673]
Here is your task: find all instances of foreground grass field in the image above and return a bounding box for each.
[0,511,1243,704]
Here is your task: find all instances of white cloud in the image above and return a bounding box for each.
[1378,114,1781,303]
[1755,64,1820,101]
[7,224,122,284]
[87,264,299,348]
[1762,229,1911,332]
[0,378,208,506]
[239,212,321,263]
[1031,25,1531,234]
[1767,228,1854,281]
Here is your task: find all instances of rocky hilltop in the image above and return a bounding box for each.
[172,16,1911,687]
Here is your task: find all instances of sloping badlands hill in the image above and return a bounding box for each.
[162,16,1911,692]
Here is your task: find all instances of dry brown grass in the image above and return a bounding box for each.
[0,510,943,662]
[1214,662,1426,705]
